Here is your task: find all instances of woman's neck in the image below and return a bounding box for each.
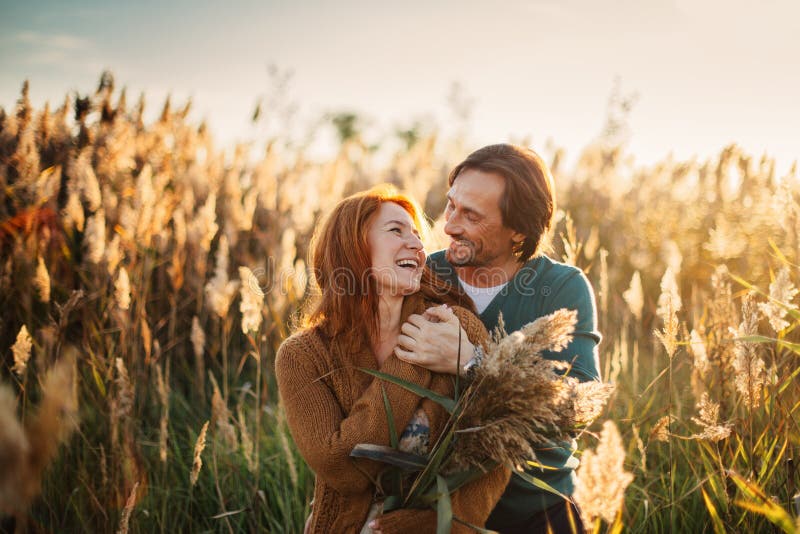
[373,294,404,365]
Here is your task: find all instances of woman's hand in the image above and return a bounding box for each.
[367,519,383,533]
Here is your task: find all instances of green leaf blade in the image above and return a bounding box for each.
[381,385,399,449]
[436,475,452,534]
[350,443,427,471]
[359,367,456,413]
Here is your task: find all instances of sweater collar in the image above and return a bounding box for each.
[400,291,427,323]
[327,291,429,366]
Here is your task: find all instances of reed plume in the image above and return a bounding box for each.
[62,189,85,232]
[205,234,238,319]
[0,353,78,516]
[191,316,206,394]
[115,266,131,310]
[105,234,122,275]
[190,192,219,252]
[623,271,643,321]
[688,329,709,379]
[209,372,238,449]
[12,325,33,377]
[448,309,614,472]
[83,208,106,264]
[190,421,209,486]
[654,293,680,359]
[238,266,264,334]
[74,149,102,212]
[0,385,29,515]
[34,256,50,303]
[757,266,797,332]
[656,266,682,319]
[155,363,170,463]
[690,393,732,442]
[730,292,766,409]
[110,357,134,451]
[237,403,256,473]
[573,420,633,528]
[650,415,672,443]
[116,481,139,534]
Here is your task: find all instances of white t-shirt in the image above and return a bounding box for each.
[458,276,509,314]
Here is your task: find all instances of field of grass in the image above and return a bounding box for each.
[1,76,798,532]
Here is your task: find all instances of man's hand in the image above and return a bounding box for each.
[395,304,474,375]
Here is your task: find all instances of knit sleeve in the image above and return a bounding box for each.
[375,463,511,534]
[275,331,434,496]
[451,305,489,349]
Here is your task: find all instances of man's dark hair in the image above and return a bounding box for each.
[448,143,555,262]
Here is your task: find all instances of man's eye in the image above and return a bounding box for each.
[466,213,479,223]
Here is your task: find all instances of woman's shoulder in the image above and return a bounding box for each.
[420,298,478,324]
[422,300,489,345]
[276,328,328,369]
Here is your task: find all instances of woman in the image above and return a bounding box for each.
[275,186,510,533]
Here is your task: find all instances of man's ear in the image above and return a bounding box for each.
[511,231,526,246]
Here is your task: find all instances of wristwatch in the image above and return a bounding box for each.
[462,345,485,379]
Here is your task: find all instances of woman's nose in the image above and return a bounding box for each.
[407,233,423,249]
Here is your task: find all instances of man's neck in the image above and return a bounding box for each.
[455,258,522,288]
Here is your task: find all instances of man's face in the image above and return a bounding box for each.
[443,169,523,273]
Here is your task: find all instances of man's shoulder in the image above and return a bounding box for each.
[427,249,449,267]
[526,254,583,282]
[510,254,583,292]
[510,255,595,316]
[427,250,457,279]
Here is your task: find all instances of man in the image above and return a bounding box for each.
[394,144,601,533]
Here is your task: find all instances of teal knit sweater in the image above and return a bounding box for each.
[427,251,601,528]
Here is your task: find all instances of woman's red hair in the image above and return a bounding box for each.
[304,185,472,346]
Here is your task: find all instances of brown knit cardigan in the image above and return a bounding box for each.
[275,292,510,534]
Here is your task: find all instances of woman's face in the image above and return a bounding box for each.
[367,202,425,296]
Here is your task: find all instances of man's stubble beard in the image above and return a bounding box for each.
[446,238,474,265]
[446,239,498,268]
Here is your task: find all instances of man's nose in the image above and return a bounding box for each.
[443,213,462,237]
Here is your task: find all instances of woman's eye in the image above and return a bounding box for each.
[390,227,402,234]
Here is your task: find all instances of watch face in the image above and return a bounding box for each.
[463,358,477,377]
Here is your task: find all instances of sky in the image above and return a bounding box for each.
[1,0,798,173]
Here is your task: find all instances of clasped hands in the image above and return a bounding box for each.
[394,304,474,376]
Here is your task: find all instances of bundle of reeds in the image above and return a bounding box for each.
[352,308,616,530]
